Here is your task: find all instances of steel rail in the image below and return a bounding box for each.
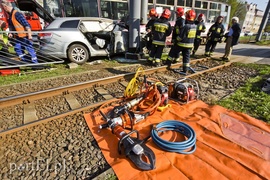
[0,99,112,137]
[0,58,209,108]
[0,60,232,137]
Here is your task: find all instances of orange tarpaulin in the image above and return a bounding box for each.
[84,100,270,179]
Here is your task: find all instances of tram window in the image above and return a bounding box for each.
[202,2,207,9]
[156,0,166,4]
[194,9,207,18]
[177,0,184,6]
[186,0,192,7]
[208,10,220,22]
[60,20,80,28]
[225,5,228,12]
[210,3,218,9]
[149,0,153,3]
[195,1,201,8]
[167,0,174,5]
[101,1,128,20]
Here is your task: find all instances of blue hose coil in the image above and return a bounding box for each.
[151,120,196,154]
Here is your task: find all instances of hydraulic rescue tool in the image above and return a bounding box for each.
[99,96,147,130]
[98,84,161,170]
[168,78,199,104]
[99,110,156,171]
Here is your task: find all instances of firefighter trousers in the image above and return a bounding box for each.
[167,44,180,61]
[205,40,218,53]
[193,38,202,54]
[173,46,191,72]
[149,44,164,62]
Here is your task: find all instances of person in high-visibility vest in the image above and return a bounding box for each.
[164,7,185,66]
[169,10,197,73]
[204,16,225,57]
[148,9,172,67]
[192,13,206,57]
[145,8,158,52]
[1,0,38,63]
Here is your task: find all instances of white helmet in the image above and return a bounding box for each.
[262,78,270,94]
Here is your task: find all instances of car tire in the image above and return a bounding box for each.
[68,44,89,64]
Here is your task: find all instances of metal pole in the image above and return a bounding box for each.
[256,1,270,41]
[128,0,141,53]
[141,0,148,25]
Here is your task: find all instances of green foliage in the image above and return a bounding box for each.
[264,24,270,32]
[226,0,247,23]
[218,64,270,123]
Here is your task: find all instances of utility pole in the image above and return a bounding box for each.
[125,0,142,60]
[256,0,270,41]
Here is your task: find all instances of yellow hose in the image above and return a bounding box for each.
[124,67,145,97]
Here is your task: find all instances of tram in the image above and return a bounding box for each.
[40,0,231,25]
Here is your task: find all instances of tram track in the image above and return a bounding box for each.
[0,56,260,179]
[0,58,231,136]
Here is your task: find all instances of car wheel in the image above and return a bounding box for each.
[68,44,89,64]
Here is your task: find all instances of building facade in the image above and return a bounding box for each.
[242,3,263,34]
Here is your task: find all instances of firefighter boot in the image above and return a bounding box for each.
[204,52,210,57]
[179,66,187,75]
[153,59,161,67]
[164,59,172,66]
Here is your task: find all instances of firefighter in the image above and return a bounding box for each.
[192,13,206,57]
[148,8,172,67]
[168,10,196,73]
[145,8,158,52]
[1,0,38,63]
[164,7,185,66]
[204,16,225,57]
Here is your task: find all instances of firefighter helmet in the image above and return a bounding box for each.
[161,9,171,19]
[176,7,184,17]
[185,10,196,21]
[216,16,224,21]
[198,13,204,18]
[149,8,157,17]
[262,78,270,94]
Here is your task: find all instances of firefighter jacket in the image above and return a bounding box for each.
[194,20,206,39]
[146,18,156,32]
[207,22,225,42]
[151,17,172,46]
[172,17,185,41]
[145,17,157,40]
[176,21,197,48]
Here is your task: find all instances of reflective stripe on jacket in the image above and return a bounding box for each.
[11,10,27,38]
[152,18,172,46]
[195,20,206,39]
[177,23,197,48]
[207,23,225,42]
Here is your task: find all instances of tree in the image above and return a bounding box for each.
[265,24,270,32]
[226,0,247,23]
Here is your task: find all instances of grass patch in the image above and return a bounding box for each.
[255,40,270,46]
[217,63,270,123]
[0,59,121,86]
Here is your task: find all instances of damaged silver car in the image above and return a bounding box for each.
[17,0,128,64]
